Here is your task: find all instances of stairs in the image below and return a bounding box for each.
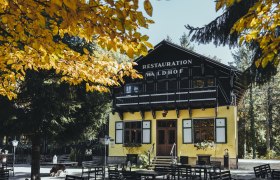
[149,156,176,168]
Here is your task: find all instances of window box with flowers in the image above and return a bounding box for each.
[194,140,215,150]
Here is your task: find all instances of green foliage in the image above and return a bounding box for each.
[186,0,278,84]
[0,70,110,143]
[179,33,195,51]
[69,148,78,162]
[233,47,280,159]
[139,151,150,169]
[165,35,173,43]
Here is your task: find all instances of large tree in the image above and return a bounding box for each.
[0,1,155,179]
[0,70,111,179]
[231,46,280,158]
[0,0,154,100]
[186,0,279,84]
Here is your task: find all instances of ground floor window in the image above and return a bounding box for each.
[183,118,227,144]
[115,120,151,145]
[193,119,214,143]
[124,121,142,144]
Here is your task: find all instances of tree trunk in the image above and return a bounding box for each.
[31,134,41,180]
[249,85,256,159]
[266,85,273,154]
[266,86,271,153]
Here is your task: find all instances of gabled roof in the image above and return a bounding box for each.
[135,40,242,75]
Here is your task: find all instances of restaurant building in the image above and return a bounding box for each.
[108,40,245,168]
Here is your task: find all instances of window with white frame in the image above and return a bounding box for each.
[183,119,192,143]
[142,121,151,144]
[215,118,227,143]
[182,118,227,144]
[115,122,123,144]
[125,84,141,94]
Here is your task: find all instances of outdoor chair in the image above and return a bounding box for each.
[209,170,235,180]
[272,169,280,179]
[108,164,119,170]
[209,164,222,176]
[81,161,101,176]
[121,170,141,180]
[0,169,9,180]
[175,165,193,180]
[192,166,205,180]
[154,165,172,179]
[108,169,122,180]
[83,167,104,180]
[1,163,13,176]
[253,164,271,178]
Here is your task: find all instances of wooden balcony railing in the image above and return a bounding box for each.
[114,87,217,108]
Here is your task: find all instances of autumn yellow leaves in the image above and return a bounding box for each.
[216,0,280,69]
[0,0,154,99]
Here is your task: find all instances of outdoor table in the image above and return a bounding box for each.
[82,165,104,180]
[135,169,170,180]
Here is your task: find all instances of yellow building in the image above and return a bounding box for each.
[108,40,245,168]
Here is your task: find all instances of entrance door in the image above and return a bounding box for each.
[157,120,177,156]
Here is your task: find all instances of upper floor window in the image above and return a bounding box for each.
[192,78,215,88]
[193,79,204,88]
[206,78,215,87]
[125,84,140,94]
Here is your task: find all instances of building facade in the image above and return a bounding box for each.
[108,40,245,168]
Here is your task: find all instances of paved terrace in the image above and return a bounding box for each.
[9,159,280,180]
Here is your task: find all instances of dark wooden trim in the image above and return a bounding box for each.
[117,112,123,120]
[215,107,218,117]
[152,110,156,119]
[176,109,180,118]
[140,111,145,120]
[188,107,192,118]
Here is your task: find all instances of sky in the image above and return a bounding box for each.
[139,0,236,65]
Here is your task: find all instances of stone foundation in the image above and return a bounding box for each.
[187,156,238,169]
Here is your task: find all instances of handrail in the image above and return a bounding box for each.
[147,143,155,165]
[170,143,177,164]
